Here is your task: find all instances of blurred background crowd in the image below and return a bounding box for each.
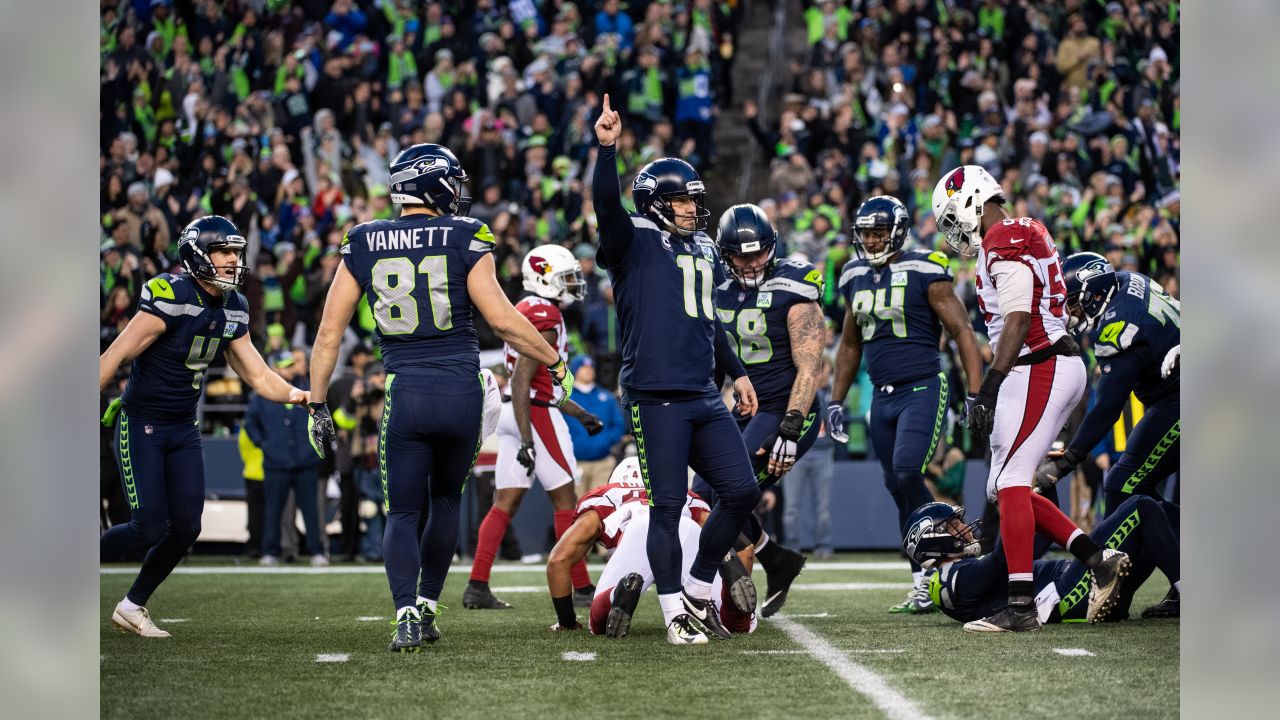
[100,0,1178,560]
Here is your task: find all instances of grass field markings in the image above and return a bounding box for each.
[773,615,933,720]
[740,650,809,655]
[562,652,597,662]
[788,612,835,618]
[1053,648,1097,657]
[101,561,911,575]
[315,654,350,663]
[356,616,386,622]
[157,618,188,623]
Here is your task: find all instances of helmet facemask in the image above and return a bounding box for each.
[936,198,982,256]
[725,245,776,288]
[556,266,587,305]
[652,186,710,237]
[185,234,249,291]
[904,507,983,570]
[853,226,898,267]
[1068,281,1116,334]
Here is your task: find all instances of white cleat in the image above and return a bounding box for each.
[666,614,709,645]
[111,604,172,638]
[310,554,330,568]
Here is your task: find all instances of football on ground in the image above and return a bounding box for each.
[101,554,1177,719]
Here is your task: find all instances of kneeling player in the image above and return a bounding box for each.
[903,495,1179,628]
[545,459,756,643]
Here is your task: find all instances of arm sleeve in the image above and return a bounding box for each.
[590,143,635,270]
[990,260,1034,315]
[1066,349,1148,455]
[714,328,747,381]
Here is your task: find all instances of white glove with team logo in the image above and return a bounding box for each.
[1160,345,1180,379]
[764,410,805,477]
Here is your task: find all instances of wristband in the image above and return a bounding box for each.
[979,369,1007,397]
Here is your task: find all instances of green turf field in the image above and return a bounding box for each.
[101,554,1177,719]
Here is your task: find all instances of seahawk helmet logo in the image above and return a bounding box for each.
[412,156,452,173]
[944,167,966,197]
[633,172,658,193]
[1077,258,1111,285]
[905,518,929,552]
[528,255,552,275]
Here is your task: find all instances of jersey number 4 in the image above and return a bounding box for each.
[185,336,221,390]
[850,287,906,339]
[371,256,453,334]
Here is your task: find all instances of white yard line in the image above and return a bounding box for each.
[315,653,350,663]
[772,616,933,720]
[157,618,188,623]
[1053,648,1096,657]
[101,561,909,575]
[561,651,596,662]
[356,616,386,622]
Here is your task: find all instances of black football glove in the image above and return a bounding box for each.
[1034,447,1084,493]
[517,440,537,475]
[825,401,848,444]
[581,412,604,436]
[307,402,336,459]
[962,370,1005,442]
[762,410,806,477]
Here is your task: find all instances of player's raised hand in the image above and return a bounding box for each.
[594,93,622,146]
[733,375,758,417]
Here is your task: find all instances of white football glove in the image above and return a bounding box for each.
[1161,344,1180,379]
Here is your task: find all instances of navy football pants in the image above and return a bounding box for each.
[380,373,483,610]
[100,411,205,606]
[628,395,761,595]
[869,373,948,560]
[1103,396,1180,517]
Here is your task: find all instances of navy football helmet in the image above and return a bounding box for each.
[902,502,983,569]
[717,203,778,288]
[1061,252,1118,333]
[388,143,471,215]
[178,215,248,290]
[852,195,910,267]
[631,157,709,236]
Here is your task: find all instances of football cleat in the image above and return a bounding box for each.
[889,574,937,614]
[259,555,280,567]
[573,584,596,609]
[462,582,513,610]
[666,614,709,645]
[388,608,422,653]
[681,590,731,640]
[718,552,758,615]
[1141,587,1180,619]
[761,547,806,617]
[310,554,330,568]
[605,573,644,639]
[111,603,171,638]
[416,601,443,644]
[963,603,1042,633]
[1087,549,1132,623]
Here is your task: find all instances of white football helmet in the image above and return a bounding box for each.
[609,456,645,487]
[931,165,1004,255]
[521,244,586,306]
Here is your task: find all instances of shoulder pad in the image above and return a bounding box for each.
[892,250,951,276]
[142,274,181,302]
[758,266,822,301]
[1093,319,1139,357]
[838,259,870,289]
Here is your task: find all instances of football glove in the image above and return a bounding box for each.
[1161,344,1180,379]
[1034,447,1084,494]
[101,396,122,428]
[580,412,604,436]
[517,440,537,475]
[763,410,805,477]
[962,370,1005,442]
[549,360,574,407]
[307,402,336,459]
[826,401,848,444]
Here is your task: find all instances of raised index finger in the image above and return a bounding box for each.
[602,93,611,112]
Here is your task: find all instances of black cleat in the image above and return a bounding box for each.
[719,552,758,615]
[681,590,732,640]
[963,603,1042,633]
[1141,587,1180,619]
[573,584,596,609]
[389,608,422,652]
[761,547,806,618]
[463,581,513,609]
[605,573,644,639]
[416,601,443,644]
[1087,549,1132,623]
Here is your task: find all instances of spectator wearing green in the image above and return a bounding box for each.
[805,1,853,45]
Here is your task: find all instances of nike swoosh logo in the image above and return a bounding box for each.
[913,386,928,392]
[764,591,785,606]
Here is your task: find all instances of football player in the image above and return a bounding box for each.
[99,215,309,638]
[465,245,603,610]
[904,494,1180,626]
[307,144,572,652]
[929,165,1131,632]
[1036,252,1180,617]
[544,459,755,640]
[593,94,762,644]
[830,195,985,615]
[706,203,824,617]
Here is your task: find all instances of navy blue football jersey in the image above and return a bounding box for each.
[121,273,249,422]
[715,259,823,412]
[342,213,494,377]
[929,545,1072,624]
[837,249,954,387]
[1090,271,1180,405]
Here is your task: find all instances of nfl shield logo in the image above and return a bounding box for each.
[144,425,154,435]
[209,321,217,331]
[756,292,773,308]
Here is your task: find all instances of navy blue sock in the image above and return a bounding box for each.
[646,503,684,595]
[383,508,422,609]
[418,493,462,601]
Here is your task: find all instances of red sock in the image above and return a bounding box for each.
[1030,491,1081,547]
[554,509,593,590]
[589,588,612,635]
[470,506,511,583]
[997,486,1035,581]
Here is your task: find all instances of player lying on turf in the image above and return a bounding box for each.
[545,458,756,643]
[903,494,1180,628]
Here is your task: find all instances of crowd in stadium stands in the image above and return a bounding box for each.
[100,0,1178,556]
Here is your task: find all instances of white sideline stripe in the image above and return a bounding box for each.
[315,653,350,663]
[356,616,386,622]
[1054,648,1096,657]
[773,616,933,720]
[562,651,597,662]
[741,650,809,655]
[101,561,910,575]
[788,613,834,618]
